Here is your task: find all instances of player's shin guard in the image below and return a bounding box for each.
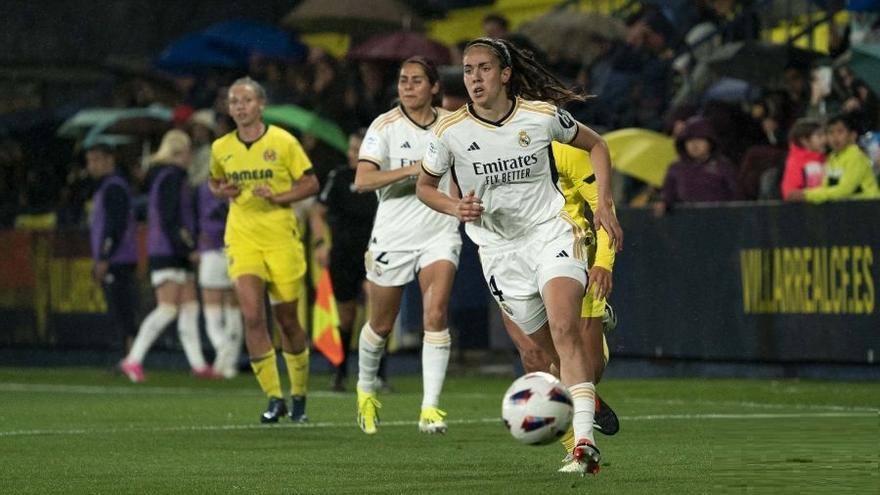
[250,349,282,398]
[421,329,451,408]
[282,349,309,397]
[127,303,177,363]
[357,323,387,394]
[569,382,597,445]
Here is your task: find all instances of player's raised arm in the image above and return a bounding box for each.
[569,123,623,252]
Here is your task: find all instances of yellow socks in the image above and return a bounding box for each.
[283,348,309,397]
[250,349,282,398]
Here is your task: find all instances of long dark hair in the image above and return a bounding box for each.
[463,37,587,106]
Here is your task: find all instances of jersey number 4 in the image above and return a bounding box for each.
[489,275,504,301]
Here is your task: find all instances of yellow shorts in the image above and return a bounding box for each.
[580,291,606,319]
[226,241,306,303]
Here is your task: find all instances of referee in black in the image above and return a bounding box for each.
[309,129,388,391]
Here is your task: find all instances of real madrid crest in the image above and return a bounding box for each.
[263,149,277,162]
[518,130,530,147]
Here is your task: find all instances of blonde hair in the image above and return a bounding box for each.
[150,129,191,165]
[230,76,267,101]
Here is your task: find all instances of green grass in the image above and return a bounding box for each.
[0,368,877,494]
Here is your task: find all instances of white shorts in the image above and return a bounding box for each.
[479,218,587,335]
[150,268,195,287]
[198,249,233,289]
[365,230,462,287]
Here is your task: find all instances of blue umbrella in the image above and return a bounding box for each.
[201,20,307,62]
[155,33,245,71]
[703,78,761,104]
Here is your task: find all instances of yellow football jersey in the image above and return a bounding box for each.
[210,125,313,250]
[551,142,615,272]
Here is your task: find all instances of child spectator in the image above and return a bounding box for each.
[781,118,826,200]
[787,113,879,202]
[654,116,742,216]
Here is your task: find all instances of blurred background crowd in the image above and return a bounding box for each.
[1,0,878,230]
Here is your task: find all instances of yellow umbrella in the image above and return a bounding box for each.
[603,128,678,187]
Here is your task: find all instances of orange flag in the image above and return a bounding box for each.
[311,268,344,366]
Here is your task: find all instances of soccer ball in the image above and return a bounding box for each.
[501,372,573,445]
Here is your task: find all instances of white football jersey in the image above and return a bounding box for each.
[360,106,459,251]
[423,97,579,246]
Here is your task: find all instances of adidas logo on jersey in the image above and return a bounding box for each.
[556,250,569,258]
[400,141,412,149]
[467,142,481,151]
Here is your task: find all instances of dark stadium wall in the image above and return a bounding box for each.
[611,200,880,365]
[1,201,878,369]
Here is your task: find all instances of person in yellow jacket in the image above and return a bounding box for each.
[788,113,879,202]
[500,141,620,472]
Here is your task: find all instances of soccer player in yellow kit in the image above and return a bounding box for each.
[500,141,620,472]
[209,77,319,423]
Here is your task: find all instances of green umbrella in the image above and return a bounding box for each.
[850,43,880,95]
[60,106,174,150]
[57,108,130,138]
[263,105,348,153]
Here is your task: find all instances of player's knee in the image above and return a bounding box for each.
[155,303,179,320]
[549,318,579,343]
[422,307,446,331]
[275,310,302,335]
[521,347,551,373]
[240,307,265,331]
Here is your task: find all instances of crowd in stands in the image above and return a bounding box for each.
[1,0,878,231]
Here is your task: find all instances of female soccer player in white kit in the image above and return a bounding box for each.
[417,38,623,475]
[354,56,461,435]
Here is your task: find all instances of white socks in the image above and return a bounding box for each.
[569,382,597,445]
[126,304,177,364]
[127,301,239,375]
[421,329,451,408]
[218,305,243,377]
[177,301,206,370]
[203,305,226,352]
[357,323,387,393]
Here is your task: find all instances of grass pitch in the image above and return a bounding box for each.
[0,367,877,494]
